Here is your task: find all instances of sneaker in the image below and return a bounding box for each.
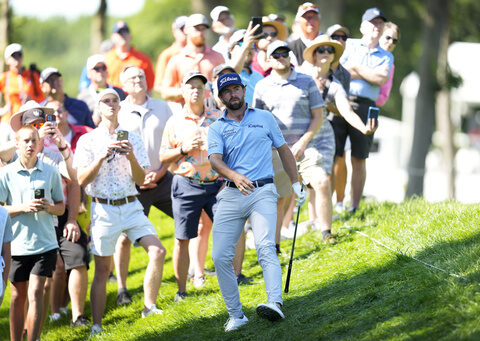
[245,229,256,250]
[59,306,69,316]
[90,324,102,337]
[116,291,132,306]
[348,206,357,214]
[224,314,249,332]
[236,273,253,285]
[142,304,163,318]
[323,233,338,244]
[256,302,285,321]
[204,268,216,277]
[49,313,61,322]
[334,202,346,214]
[72,315,90,327]
[193,276,205,289]
[174,291,188,302]
[280,224,294,240]
[296,220,313,236]
[108,271,117,283]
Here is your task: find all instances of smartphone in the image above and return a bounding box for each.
[46,114,56,126]
[34,188,45,199]
[251,16,263,36]
[368,106,380,121]
[117,130,129,141]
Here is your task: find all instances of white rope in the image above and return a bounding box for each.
[341,225,475,284]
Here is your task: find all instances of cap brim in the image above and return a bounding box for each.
[10,107,54,132]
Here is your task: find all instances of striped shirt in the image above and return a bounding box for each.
[252,70,324,149]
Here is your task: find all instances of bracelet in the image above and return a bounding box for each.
[179,147,187,156]
[58,145,68,151]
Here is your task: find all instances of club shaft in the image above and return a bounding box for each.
[284,205,302,293]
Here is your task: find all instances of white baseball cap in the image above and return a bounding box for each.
[4,43,22,59]
[86,54,106,70]
[210,6,230,21]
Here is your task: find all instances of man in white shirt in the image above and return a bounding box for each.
[74,89,166,336]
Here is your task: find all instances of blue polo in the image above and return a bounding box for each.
[340,38,394,101]
[240,67,263,105]
[208,106,286,181]
[0,158,64,256]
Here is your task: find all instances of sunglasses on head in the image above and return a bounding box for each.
[263,32,278,38]
[331,34,348,41]
[271,51,289,59]
[315,46,335,54]
[93,65,107,72]
[385,35,398,44]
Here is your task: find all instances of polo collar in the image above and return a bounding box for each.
[13,156,43,173]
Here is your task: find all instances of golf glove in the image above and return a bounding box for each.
[292,182,306,206]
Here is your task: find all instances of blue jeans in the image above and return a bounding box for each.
[212,183,282,318]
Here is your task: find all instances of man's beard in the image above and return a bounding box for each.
[190,35,205,47]
[224,97,244,110]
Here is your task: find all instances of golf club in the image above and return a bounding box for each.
[284,187,304,293]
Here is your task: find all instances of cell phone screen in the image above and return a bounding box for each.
[251,16,263,36]
[46,114,56,127]
[117,130,129,141]
[34,188,45,199]
[368,106,380,120]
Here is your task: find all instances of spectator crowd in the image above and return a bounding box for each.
[0,2,398,338]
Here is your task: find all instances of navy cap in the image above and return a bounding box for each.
[362,8,387,22]
[112,20,130,33]
[217,72,244,94]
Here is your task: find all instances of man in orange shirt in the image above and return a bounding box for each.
[0,43,44,124]
[161,14,224,106]
[160,71,221,302]
[104,21,155,91]
[153,16,187,95]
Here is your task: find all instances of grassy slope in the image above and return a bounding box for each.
[1,199,479,340]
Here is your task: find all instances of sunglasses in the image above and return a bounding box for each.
[385,35,398,44]
[331,34,348,41]
[93,65,107,72]
[29,121,45,129]
[263,32,278,38]
[315,46,335,54]
[271,51,289,59]
[11,51,23,59]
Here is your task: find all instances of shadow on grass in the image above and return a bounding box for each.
[124,229,480,341]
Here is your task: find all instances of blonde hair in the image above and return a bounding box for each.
[383,22,400,40]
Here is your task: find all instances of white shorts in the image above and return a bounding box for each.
[90,199,157,256]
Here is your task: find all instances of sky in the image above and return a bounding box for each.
[11,0,145,20]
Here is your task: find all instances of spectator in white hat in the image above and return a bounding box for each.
[210,6,236,61]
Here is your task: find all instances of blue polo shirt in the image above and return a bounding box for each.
[0,158,64,256]
[240,67,263,105]
[340,38,394,101]
[208,106,286,181]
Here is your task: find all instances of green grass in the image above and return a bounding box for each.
[1,198,480,340]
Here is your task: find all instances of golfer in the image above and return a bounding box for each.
[208,72,305,332]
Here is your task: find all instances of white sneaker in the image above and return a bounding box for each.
[90,324,102,337]
[296,220,313,236]
[193,276,205,289]
[142,304,163,318]
[280,225,294,240]
[334,202,346,214]
[224,314,249,332]
[49,313,61,321]
[245,229,256,250]
[256,302,285,321]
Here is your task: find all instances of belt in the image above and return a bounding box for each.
[224,178,273,189]
[184,177,220,185]
[93,196,136,206]
[349,95,375,104]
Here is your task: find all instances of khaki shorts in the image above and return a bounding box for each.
[272,149,292,198]
[274,147,328,190]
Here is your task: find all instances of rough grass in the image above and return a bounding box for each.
[1,198,480,340]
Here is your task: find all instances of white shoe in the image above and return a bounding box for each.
[245,229,256,250]
[280,225,294,240]
[256,302,285,321]
[193,276,205,289]
[90,324,102,337]
[59,306,69,315]
[142,304,163,318]
[224,314,249,332]
[296,220,313,236]
[334,202,346,214]
[49,313,61,321]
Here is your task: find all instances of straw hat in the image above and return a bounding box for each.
[10,100,54,132]
[262,16,287,41]
[303,35,345,65]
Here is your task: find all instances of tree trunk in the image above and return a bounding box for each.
[90,0,107,54]
[406,0,449,197]
[0,0,9,74]
[435,2,454,199]
[317,0,346,31]
[250,0,263,17]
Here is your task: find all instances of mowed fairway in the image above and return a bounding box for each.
[1,199,479,340]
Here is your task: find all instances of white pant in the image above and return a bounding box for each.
[212,183,282,318]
